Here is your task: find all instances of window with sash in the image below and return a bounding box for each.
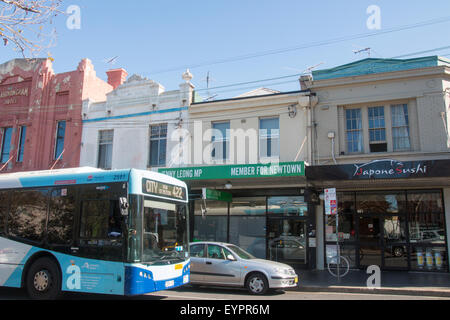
[98,130,114,170]
[149,124,167,167]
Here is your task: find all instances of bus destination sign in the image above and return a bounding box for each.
[142,179,187,201]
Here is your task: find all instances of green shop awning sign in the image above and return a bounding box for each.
[158,162,305,181]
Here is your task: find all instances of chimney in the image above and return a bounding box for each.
[299,75,312,90]
[106,68,128,89]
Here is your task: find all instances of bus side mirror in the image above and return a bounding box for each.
[119,197,129,216]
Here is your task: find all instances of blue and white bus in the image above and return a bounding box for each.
[0,167,190,299]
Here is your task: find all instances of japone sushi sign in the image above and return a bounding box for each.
[307,159,450,181]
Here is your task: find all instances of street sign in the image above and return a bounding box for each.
[202,188,232,203]
[325,188,337,216]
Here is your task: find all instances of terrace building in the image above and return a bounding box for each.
[0,58,112,173]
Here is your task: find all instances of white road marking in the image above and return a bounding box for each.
[284,290,449,300]
[147,292,227,300]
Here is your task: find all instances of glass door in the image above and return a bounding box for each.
[358,215,408,269]
[382,215,408,269]
[358,216,383,267]
[267,218,307,265]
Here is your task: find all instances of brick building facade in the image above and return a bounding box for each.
[0,58,113,173]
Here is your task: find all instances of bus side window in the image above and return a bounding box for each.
[48,187,76,245]
[80,199,124,243]
[8,189,48,244]
[0,191,8,235]
[80,200,111,240]
[108,200,123,238]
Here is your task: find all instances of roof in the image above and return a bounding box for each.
[312,56,450,81]
[234,87,281,98]
[0,167,130,189]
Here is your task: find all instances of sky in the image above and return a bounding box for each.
[2,0,450,100]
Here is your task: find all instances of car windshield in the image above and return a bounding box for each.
[226,244,256,260]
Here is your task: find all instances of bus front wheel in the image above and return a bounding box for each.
[26,257,61,300]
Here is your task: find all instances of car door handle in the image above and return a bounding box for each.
[206,261,212,265]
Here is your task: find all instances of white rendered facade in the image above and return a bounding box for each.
[80,71,194,171]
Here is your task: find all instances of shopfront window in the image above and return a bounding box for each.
[231,197,266,216]
[410,247,447,272]
[229,216,266,259]
[329,192,356,241]
[325,193,356,242]
[407,191,445,244]
[268,196,307,216]
[229,197,266,259]
[268,219,307,263]
[325,213,356,242]
[407,190,446,272]
[356,191,406,215]
[326,244,358,268]
[194,200,228,242]
[329,190,448,272]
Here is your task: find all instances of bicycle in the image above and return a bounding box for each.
[327,254,350,278]
[327,243,350,278]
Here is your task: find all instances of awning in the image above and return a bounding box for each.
[306,159,450,190]
[158,162,306,190]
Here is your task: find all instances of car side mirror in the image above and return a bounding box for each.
[226,254,236,261]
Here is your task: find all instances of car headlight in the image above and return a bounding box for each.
[274,268,292,275]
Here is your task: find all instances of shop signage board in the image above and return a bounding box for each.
[306,159,450,181]
[202,188,232,203]
[158,162,305,181]
[0,81,31,106]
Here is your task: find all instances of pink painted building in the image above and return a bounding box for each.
[0,58,115,173]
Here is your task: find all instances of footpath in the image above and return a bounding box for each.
[292,269,450,297]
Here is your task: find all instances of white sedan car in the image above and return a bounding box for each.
[189,242,298,295]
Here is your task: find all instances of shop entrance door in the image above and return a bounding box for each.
[359,216,382,267]
[267,218,307,266]
[358,215,408,270]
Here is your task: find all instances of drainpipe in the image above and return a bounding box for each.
[300,75,318,165]
[308,94,319,165]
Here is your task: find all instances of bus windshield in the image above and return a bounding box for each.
[141,199,188,265]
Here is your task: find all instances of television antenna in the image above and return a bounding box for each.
[103,56,120,65]
[353,47,372,57]
[303,62,325,74]
[283,62,325,75]
[202,71,217,101]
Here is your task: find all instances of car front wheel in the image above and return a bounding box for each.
[245,273,269,295]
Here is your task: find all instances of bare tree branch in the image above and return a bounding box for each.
[0,0,64,57]
[1,0,40,13]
